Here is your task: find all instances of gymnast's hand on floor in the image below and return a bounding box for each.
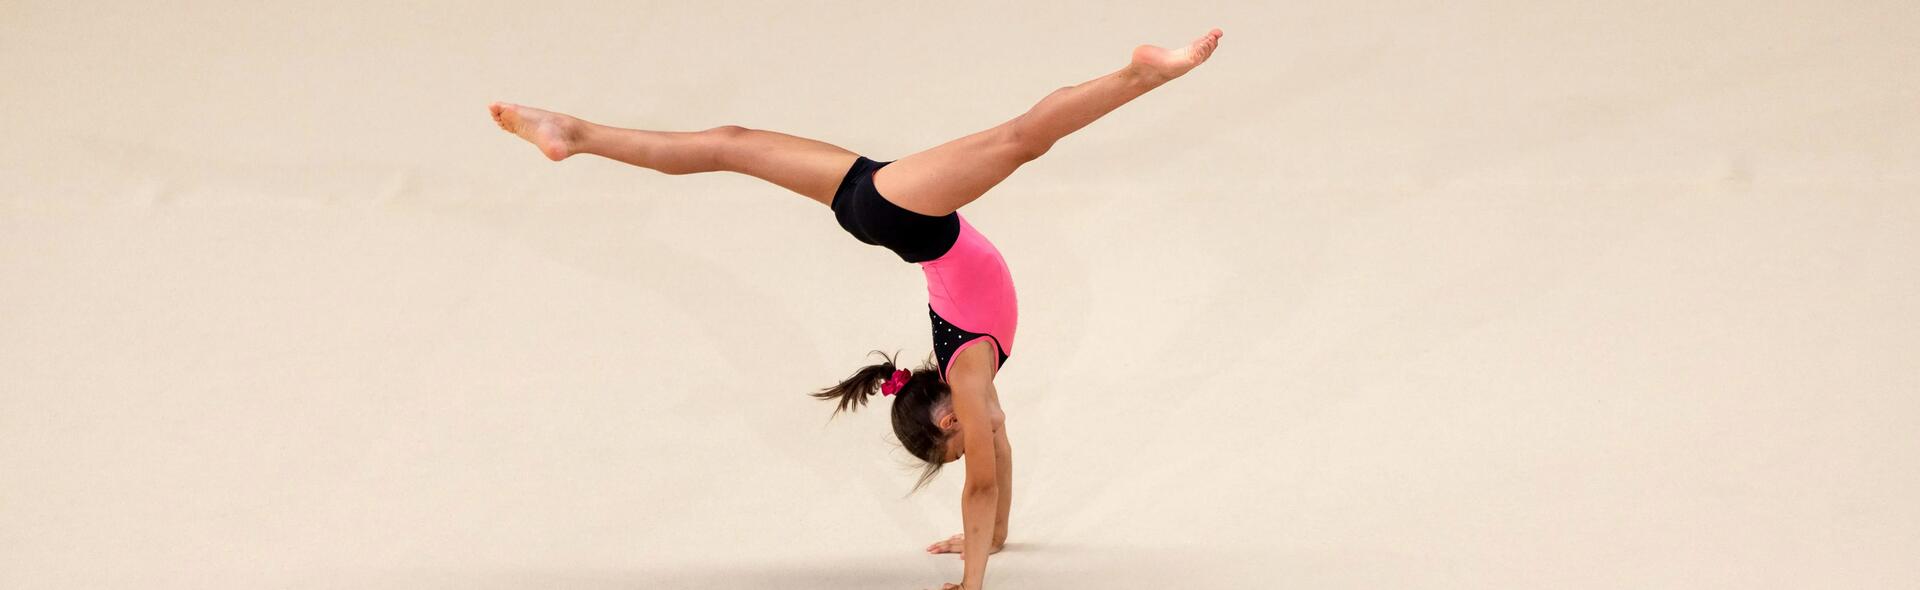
[926,533,1003,557]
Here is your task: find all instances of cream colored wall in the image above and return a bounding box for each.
[3,1,1916,588]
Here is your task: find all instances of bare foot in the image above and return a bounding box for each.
[1130,28,1224,82]
[488,102,584,161]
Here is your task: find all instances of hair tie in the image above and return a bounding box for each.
[879,369,910,396]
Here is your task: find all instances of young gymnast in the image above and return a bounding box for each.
[488,28,1222,590]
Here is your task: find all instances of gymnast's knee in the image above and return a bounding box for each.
[692,125,751,172]
[704,124,750,138]
[1001,118,1054,162]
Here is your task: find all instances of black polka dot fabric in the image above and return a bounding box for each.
[930,305,1008,381]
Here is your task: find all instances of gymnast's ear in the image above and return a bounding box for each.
[934,403,960,432]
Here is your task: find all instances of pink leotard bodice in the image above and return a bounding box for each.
[921,213,1017,378]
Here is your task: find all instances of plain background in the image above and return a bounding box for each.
[3,1,1916,588]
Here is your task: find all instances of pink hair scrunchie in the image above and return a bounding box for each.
[879,369,910,396]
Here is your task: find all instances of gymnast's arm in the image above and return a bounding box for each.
[992,419,1011,550]
[948,363,1002,590]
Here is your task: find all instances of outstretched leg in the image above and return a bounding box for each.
[488,103,858,206]
[874,28,1224,216]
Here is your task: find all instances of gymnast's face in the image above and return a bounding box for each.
[936,403,963,463]
[941,434,963,463]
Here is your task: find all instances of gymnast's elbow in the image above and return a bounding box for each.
[963,480,999,499]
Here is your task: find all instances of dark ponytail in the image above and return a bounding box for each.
[812,350,954,492]
[811,350,903,416]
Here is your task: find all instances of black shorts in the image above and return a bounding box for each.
[830,156,960,263]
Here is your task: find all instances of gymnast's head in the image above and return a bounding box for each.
[812,351,961,491]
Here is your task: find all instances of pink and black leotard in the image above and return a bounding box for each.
[831,156,1017,381]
